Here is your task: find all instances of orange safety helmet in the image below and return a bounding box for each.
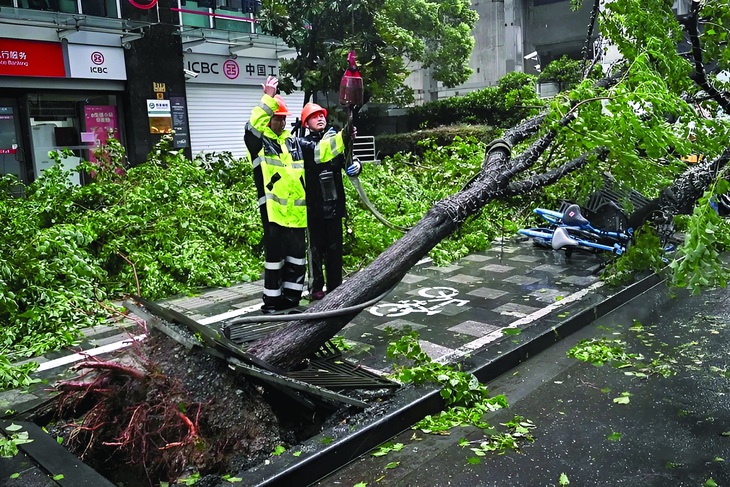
[300,102,327,124]
[273,95,290,116]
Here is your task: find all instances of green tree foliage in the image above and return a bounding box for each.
[537,55,585,88]
[0,133,517,390]
[258,0,478,104]
[407,72,542,128]
[0,139,262,386]
[535,0,730,287]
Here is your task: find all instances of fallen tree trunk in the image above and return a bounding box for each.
[246,108,605,370]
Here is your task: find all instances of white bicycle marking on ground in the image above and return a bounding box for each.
[369,287,469,317]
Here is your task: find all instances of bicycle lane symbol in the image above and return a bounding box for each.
[368,287,469,318]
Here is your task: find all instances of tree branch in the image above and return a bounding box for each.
[680,1,730,113]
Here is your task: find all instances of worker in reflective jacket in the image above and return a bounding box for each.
[301,102,362,300]
[244,76,351,313]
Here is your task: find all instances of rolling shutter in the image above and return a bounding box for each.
[186,83,305,160]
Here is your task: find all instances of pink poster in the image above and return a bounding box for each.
[84,105,119,163]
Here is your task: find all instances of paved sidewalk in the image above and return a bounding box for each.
[0,239,659,486]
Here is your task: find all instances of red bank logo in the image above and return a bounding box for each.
[91,52,104,65]
[223,60,239,80]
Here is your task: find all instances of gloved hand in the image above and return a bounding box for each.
[262,76,278,97]
[346,158,362,177]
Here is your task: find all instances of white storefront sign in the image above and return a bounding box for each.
[183,53,278,86]
[67,44,127,80]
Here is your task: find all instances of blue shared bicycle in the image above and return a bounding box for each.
[518,203,632,256]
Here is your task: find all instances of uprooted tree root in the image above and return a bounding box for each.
[50,331,286,485]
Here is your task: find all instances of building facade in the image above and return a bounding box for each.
[0,0,694,179]
[0,0,296,184]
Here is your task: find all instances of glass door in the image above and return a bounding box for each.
[0,99,27,185]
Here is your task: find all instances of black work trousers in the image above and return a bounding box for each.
[308,217,344,293]
[262,222,306,306]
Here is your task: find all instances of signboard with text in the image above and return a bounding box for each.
[183,53,278,85]
[147,99,173,134]
[68,44,127,80]
[0,106,18,154]
[170,97,190,148]
[0,38,65,78]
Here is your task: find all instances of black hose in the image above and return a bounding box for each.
[225,284,397,326]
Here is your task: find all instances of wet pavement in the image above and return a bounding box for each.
[2,239,723,486]
[316,273,730,487]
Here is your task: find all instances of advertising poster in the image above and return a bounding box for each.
[84,105,119,163]
[147,99,173,134]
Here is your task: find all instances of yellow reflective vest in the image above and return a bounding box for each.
[244,94,346,228]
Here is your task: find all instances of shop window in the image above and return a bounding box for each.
[28,93,121,186]
[0,0,14,6]
[216,0,261,14]
[215,18,252,33]
[180,0,258,31]
[180,1,212,28]
[19,0,77,13]
[80,0,118,18]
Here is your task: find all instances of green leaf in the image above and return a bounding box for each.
[467,456,481,464]
[613,396,630,405]
[607,432,622,442]
[5,424,22,432]
[52,474,65,481]
[272,445,286,456]
[10,473,20,479]
[384,461,400,469]
[559,472,570,486]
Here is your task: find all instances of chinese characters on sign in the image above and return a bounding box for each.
[147,100,173,134]
[243,63,275,77]
[0,50,28,65]
[0,39,65,77]
[170,97,190,149]
[83,106,120,163]
[0,106,18,154]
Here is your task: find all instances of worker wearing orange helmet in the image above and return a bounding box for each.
[244,77,352,313]
[301,102,362,300]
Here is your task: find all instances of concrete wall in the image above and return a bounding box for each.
[524,0,595,68]
[406,0,593,103]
